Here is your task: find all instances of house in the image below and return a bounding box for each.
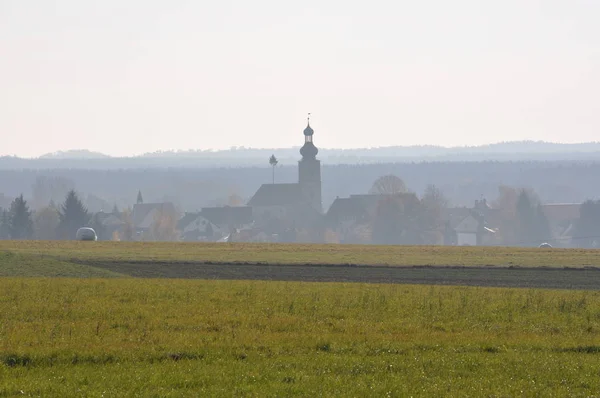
[201,205,253,230]
[452,213,496,246]
[443,199,500,246]
[91,210,125,240]
[132,202,177,236]
[177,212,221,241]
[177,206,254,242]
[325,193,423,244]
[248,184,321,230]
[541,203,581,247]
[325,196,371,243]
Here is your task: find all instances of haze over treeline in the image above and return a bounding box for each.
[5,141,600,169]
[1,160,599,213]
[2,142,600,213]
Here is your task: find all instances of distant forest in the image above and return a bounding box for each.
[1,160,599,213]
[5,141,600,169]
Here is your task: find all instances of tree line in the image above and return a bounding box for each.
[0,190,91,240]
[331,175,579,248]
[2,160,600,214]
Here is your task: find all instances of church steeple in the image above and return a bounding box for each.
[300,113,318,159]
[298,114,322,213]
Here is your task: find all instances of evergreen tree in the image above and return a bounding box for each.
[0,208,10,239]
[58,190,90,239]
[137,190,144,204]
[8,195,33,239]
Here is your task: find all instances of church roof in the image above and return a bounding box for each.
[247,183,304,207]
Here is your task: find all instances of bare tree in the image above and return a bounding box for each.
[121,209,134,241]
[150,209,179,241]
[422,184,448,209]
[269,155,278,184]
[420,185,449,243]
[227,193,244,206]
[369,175,408,195]
[34,206,60,240]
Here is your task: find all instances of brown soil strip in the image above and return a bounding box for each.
[83,261,600,290]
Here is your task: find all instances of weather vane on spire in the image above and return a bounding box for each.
[307,113,311,124]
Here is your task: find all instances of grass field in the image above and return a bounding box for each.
[1,278,600,396]
[2,240,600,272]
[1,242,600,395]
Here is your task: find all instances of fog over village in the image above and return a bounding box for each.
[5,2,600,395]
[2,121,600,248]
[2,0,599,248]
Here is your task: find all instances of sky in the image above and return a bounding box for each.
[1,0,599,157]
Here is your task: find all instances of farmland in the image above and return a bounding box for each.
[1,278,600,396]
[1,242,600,395]
[3,240,600,269]
[2,241,600,289]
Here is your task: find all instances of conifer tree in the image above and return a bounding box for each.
[0,208,10,239]
[58,190,90,239]
[137,190,144,204]
[8,195,33,239]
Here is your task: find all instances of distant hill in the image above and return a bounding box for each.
[0,141,598,170]
[39,150,111,159]
[137,141,600,159]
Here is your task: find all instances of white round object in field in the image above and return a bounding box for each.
[76,227,97,241]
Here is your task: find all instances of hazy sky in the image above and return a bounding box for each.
[1,1,599,157]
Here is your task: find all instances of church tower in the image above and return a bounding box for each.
[298,116,322,213]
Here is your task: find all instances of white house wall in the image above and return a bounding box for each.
[457,232,477,246]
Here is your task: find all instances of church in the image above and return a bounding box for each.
[247,118,323,234]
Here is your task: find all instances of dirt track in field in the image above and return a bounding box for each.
[85,261,600,290]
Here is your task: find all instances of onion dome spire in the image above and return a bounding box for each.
[300,113,318,159]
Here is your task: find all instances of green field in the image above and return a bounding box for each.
[2,241,600,273]
[1,242,600,396]
[1,278,600,396]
